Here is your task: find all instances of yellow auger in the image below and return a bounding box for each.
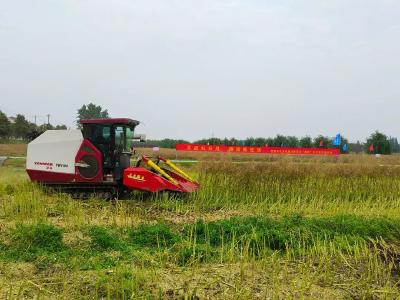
[142,155,179,185]
[158,156,196,183]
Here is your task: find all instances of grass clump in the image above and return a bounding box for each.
[130,223,180,248]
[176,243,214,266]
[4,223,64,261]
[88,226,126,251]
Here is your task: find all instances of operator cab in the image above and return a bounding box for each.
[81,118,139,181]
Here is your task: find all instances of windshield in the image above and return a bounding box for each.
[115,126,135,152]
[126,127,134,150]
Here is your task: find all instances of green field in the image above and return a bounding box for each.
[1,155,400,299]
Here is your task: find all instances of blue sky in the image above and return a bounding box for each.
[1,0,399,141]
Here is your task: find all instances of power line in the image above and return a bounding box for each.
[1,108,71,127]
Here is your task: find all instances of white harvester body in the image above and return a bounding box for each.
[26,130,83,174]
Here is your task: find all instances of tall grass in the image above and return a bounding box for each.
[2,157,400,298]
[155,161,400,218]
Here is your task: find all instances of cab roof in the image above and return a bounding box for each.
[80,118,140,127]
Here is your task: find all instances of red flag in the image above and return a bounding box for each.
[369,144,374,153]
[319,140,324,147]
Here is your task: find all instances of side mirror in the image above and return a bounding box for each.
[133,134,146,143]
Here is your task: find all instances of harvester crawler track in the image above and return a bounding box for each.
[44,183,122,200]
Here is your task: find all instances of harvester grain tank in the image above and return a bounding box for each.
[26,118,199,198]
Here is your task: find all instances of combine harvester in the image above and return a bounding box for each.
[26,118,199,199]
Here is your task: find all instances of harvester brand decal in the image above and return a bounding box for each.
[34,161,54,170]
[176,144,340,156]
[127,173,145,181]
[56,163,68,168]
[34,161,53,166]
[34,161,69,170]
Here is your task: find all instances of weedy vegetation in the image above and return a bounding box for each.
[1,153,400,298]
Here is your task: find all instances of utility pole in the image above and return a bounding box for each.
[34,115,37,125]
[46,114,50,125]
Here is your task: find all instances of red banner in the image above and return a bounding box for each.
[176,144,340,156]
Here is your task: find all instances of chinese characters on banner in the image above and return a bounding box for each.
[176,144,340,156]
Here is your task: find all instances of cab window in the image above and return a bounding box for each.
[115,126,134,152]
[126,127,134,150]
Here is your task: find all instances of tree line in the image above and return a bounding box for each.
[0,110,67,140]
[194,135,348,148]
[136,135,350,152]
[76,103,400,155]
[137,133,399,155]
[1,103,398,154]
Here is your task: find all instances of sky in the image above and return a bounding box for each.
[1,0,399,142]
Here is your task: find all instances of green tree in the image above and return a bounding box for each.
[254,137,267,146]
[272,135,288,147]
[12,114,31,139]
[299,136,312,148]
[389,137,400,153]
[135,139,189,149]
[365,131,391,154]
[28,122,38,133]
[229,138,239,145]
[313,135,331,148]
[38,123,54,132]
[340,136,349,153]
[209,138,223,145]
[244,137,256,146]
[76,103,109,128]
[0,110,11,138]
[286,136,299,147]
[265,137,274,147]
[222,138,230,145]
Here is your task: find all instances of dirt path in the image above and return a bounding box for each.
[0,144,27,156]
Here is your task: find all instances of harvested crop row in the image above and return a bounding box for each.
[1,216,400,299]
